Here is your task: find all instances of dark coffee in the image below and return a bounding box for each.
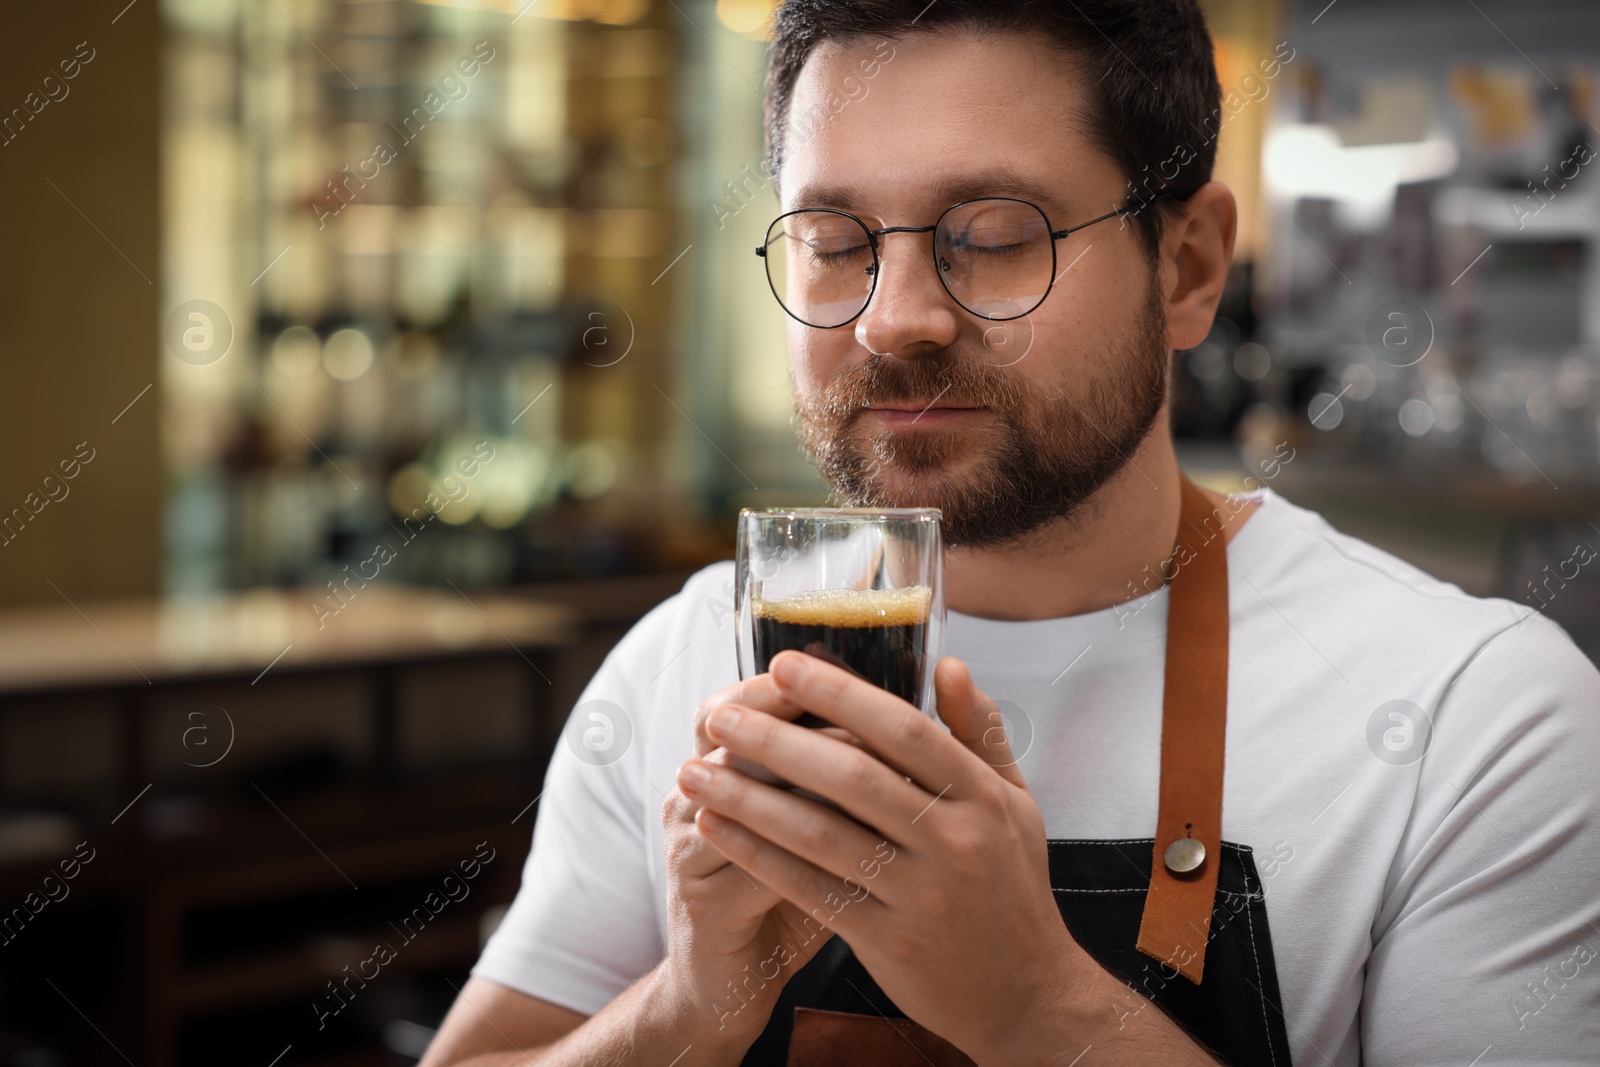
[751,586,932,721]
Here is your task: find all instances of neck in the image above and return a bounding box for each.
[942,418,1255,621]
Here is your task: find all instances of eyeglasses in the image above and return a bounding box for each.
[756,194,1164,329]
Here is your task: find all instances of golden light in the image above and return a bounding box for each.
[715,0,777,39]
[387,464,433,516]
[429,0,652,24]
[270,326,321,379]
[323,328,375,382]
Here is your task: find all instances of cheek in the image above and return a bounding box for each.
[1062,252,1154,340]
[1010,302,1082,373]
[789,325,849,397]
[1020,277,1145,386]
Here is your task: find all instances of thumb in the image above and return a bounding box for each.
[933,656,1029,789]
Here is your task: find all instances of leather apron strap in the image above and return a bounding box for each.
[1134,473,1230,985]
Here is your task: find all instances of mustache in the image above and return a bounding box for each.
[818,350,1024,417]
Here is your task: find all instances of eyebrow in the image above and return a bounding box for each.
[789,169,1073,221]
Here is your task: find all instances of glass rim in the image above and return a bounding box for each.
[739,506,942,520]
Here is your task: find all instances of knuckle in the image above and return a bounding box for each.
[887,705,929,755]
[838,752,882,800]
[676,861,713,897]
[743,709,783,752]
[732,675,768,705]
[718,769,747,808]
[664,824,695,864]
[673,881,714,922]
[879,928,917,966]
[796,813,840,856]
[697,676,771,726]
[960,768,998,806]
[661,787,697,826]
[815,666,852,706]
[940,825,988,872]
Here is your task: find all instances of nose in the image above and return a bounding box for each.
[853,232,962,358]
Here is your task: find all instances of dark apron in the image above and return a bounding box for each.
[740,838,1293,1066]
[737,475,1294,1067]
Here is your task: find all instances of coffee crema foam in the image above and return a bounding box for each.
[751,585,932,628]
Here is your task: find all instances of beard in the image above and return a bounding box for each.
[792,274,1170,549]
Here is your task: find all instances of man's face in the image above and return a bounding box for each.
[781,31,1170,548]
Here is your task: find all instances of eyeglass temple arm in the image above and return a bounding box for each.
[1048,191,1170,240]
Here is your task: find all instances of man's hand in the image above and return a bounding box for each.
[672,650,1082,1061]
[656,671,840,1049]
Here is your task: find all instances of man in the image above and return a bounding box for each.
[422,2,1600,1064]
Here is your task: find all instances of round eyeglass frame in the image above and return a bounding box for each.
[755,193,1167,329]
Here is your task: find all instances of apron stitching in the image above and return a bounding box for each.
[1049,887,1263,900]
[1240,859,1279,1067]
[1051,887,1146,893]
[1047,840,1253,852]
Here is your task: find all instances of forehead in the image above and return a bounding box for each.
[780,30,1112,219]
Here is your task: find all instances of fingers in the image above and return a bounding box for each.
[662,779,778,906]
[723,726,871,791]
[695,705,930,835]
[694,673,808,757]
[933,656,1029,790]
[666,746,742,820]
[693,809,883,939]
[766,650,977,794]
[677,752,895,890]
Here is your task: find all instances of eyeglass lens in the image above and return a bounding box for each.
[762,199,1057,328]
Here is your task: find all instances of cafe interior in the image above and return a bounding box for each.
[0,0,1596,1062]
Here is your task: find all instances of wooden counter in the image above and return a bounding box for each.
[0,583,577,696]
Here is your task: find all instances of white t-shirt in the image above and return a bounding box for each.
[472,487,1600,1066]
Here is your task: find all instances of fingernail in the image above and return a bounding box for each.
[708,705,742,737]
[679,761,712,790]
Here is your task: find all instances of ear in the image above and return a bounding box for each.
[1159,181,1237,352]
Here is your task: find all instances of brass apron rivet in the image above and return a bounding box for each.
[1164,826,1206,874]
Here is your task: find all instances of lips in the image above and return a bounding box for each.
[865,402,984,413]
[859,403,988,427]
[870,404,979,412]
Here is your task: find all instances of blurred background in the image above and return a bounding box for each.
[0,0,1596,1062]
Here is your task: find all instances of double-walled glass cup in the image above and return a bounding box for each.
[735,508,944,723]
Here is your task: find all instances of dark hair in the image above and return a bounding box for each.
[764,0,1222,258]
